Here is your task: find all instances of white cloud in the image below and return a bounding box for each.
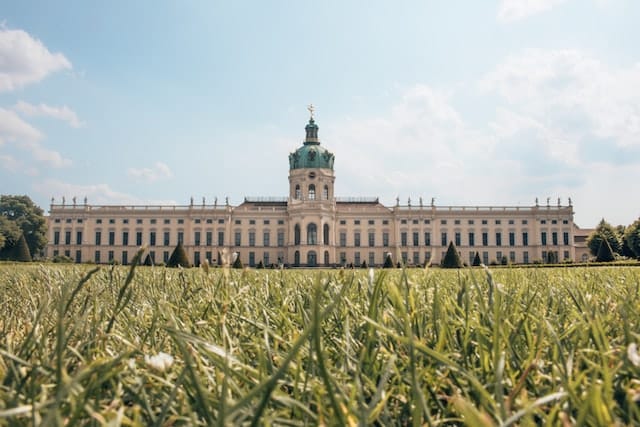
[127,161,174,182]
[13,100,83,128]
[0,108,71,168]
[480,49,640,148]
[33,179,177,206]
[497,0,570,22]
[0,154,20,172]
[0,27,71,92]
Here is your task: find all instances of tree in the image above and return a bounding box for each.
[383,253,394,268]
[0,195,47,258]
[595,239,615,262]
[11,233,32,262]
[143,253,154,266]
[0,215,21,256]
[624,218,640,258]
[441,241,463,268]
[472,252,481,266]
[587,219,622,256]
[232,254,243,269]
[167,242,190,267]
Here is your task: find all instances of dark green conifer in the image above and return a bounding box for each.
[12,233,32,262]
[441,241,463,268]
[472,251,481,266]
[383,253,394,268]
[167,242,190,267]
[595,239,615,262]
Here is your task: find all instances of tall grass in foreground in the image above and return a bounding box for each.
[1,260,639,425]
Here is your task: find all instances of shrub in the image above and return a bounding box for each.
[51,254,73,263]
[441,241,463,268]
[11,234,32,262]
[361,260,368,269]
[257,260,265,269]
[596,239,615,262]
[383,254,394,268]
[232,255,243,269]
[472,252,481,266]
[167,242,190,268]
[501,256,508,266]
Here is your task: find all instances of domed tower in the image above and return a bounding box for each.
[287,106,336,267]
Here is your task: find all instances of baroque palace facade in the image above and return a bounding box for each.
[46,112,577,267]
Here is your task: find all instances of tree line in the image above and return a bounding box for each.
[586,218,640,262]
[0,195,48,262]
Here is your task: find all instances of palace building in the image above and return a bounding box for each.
[46,111,577,267]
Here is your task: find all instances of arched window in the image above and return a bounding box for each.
[294,250,300,266]
[308,184,316,200]
[323,185,329,200]
[294,224,301,245]
[295,185,301,200]
[307,223,317,245]
[323,224,329,245]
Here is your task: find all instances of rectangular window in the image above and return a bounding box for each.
[75,250,81,263]
[194,231,201,246]
[149,251,155,264]
[122,251,128,265]
[368,220,375,225]
[509,251,516,262]
[509,232,515,246]
[178,219,184,224]
[76,231,82,245]
[194,251,201,266]
[541,232,547,246]
[523,251,529,264]
[94,250,100,263]
[264,219,270,225]
[496,251,503,263]
[96,219,102,224]
[441,232,447,247]
[354,232,361,247]
[65,231,71,245]
[340,232,347,247]
[522,232,529,246]
[469,252,475,265]
[564,250,569,260]
[339,252,346,264]
[136,231,142,246]
[401,232,407,246]
[108,250,114,262]
[455,232,461,246]
[164,231,170,246]
[482,232,488,246]
[563,232,569,246]
[424,232,431,246]
[482,251,489,265]
[354,252,361,266]
[205,251,212,262]
[195,219,201,224]
[369,251,375,266]
[149,232,156,246]
[206,231,213,246]
[54,231,60,245]
[249,232,256,247]
[496,232,502,247]
[277,231,284,247]
[383,232,389,247]
[177,232,184,244]
[425,252,431,263]
[95,231,101,245]
[401,252,408,263]
[249,219,256,225]
[163,251,169,263]
[413,232,419,246]
[136,219,143,224]
[108,231,115,246]
[235,231,241,246]
[354,220,360,225]
[368,232,375,247]
[218,231,224,246]
[468,232,475,247]
[441,220,447,225]
[413,251,420,265]
[552,232,558,246]
[263,231,270,247]
[495,220,501,225]
[164,219,170,224]
[122,231,129,246]
[383,220,389,225]
[219,219,225,224]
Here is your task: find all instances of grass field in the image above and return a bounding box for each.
[1,256,639,425]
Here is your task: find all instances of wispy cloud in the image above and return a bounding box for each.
[497,0,570,22]
[0,26,71,92]
[33,179,178,206]
[13,100,83,128]
[0,108,71,168]
[127,161,174,183]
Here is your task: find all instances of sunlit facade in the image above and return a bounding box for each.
[46,113,577,266]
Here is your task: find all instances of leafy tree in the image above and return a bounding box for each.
[11,233,32,262]
[616,225,636,258]
[0,195,47,258]
[587,219,622,256]
[595,239,615,262]
[472,252,481,266]
[167,242,190,267]
[441,241,463,268]
[383,253,394,269]
[624,218,640,258]
[0,215,21,255]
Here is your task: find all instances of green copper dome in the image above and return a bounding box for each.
[289,117,335,170]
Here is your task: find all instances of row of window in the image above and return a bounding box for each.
[294,184,330,200]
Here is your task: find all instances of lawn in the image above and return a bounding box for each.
[1,257,639,425]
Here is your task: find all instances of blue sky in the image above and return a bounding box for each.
[1,0,638,227]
